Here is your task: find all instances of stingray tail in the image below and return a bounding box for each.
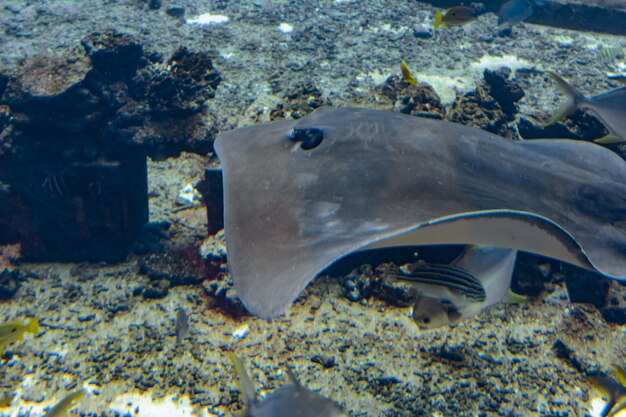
[542,72,586,127]
[227,352,256,407]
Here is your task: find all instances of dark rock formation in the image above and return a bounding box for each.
[448,68,524,138]
[269,83,326,121]
[0,30,222,262]
[374,74,445,119]
[0,269,22,300]
[602,307,626,325]
[563,264,609,309]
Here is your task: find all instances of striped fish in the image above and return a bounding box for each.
[598,47,624,63]
[391,262,486,303]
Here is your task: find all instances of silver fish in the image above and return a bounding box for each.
[228,353,347,417]
[175,307,189,345]
[544,72,626,143]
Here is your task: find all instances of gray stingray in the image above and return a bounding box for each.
[214,106,626,319]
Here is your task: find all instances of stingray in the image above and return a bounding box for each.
[214,106,626,319]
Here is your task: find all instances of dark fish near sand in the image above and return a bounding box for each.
[544,72,626,143]
[434,6,476,29]
[228,353,347,417]
[175,307,189,344]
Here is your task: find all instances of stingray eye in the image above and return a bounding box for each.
[288,127,324,150]
[422,316,431,324]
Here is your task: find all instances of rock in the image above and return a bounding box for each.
[511,252,560,296]
[448,68,525,138]
[0,31,222,261]
[563,264,609,308]
[311,355,338,369]
[448,82,511,137]
[269,84,326,121]
[412,25,433,38]
[602,307,626,324]
[0,269,21,300]
[139,280,170,299]
[518,112,607,141]
[81,31,145,80]
[483,68,524,118]
[138,248,209,287]
[166,6,186,19]
[374,75,446,119]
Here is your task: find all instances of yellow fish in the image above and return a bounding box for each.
[401,60,417,85]
[43,390,85,417]
[0,317,39,354]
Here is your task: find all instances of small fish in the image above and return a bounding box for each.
[43,390,85,417]
[589,365,626,417]
[391,246,520,330]
[498,0,543,28]
[544,72,626,143]
[175,307,189,345]
[391,262,487,303]
[401,60,417,85]
[434,6,476,29]
[228,353,347,417]
[0,317,39,354]
[598,47,625,63]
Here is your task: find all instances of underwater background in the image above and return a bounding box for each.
[1,0,626,416]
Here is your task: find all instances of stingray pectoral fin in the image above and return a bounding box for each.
[364,210,594,273]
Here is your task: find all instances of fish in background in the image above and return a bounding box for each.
[598,46,625,63]
[391,246,523,330]
[434,5,476,29]
[543,72,626,143]
[175,307,189,345]
[0,317,39,354]
[497,0,547,33]
[43,390,85,417]
[228,353,347,417]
